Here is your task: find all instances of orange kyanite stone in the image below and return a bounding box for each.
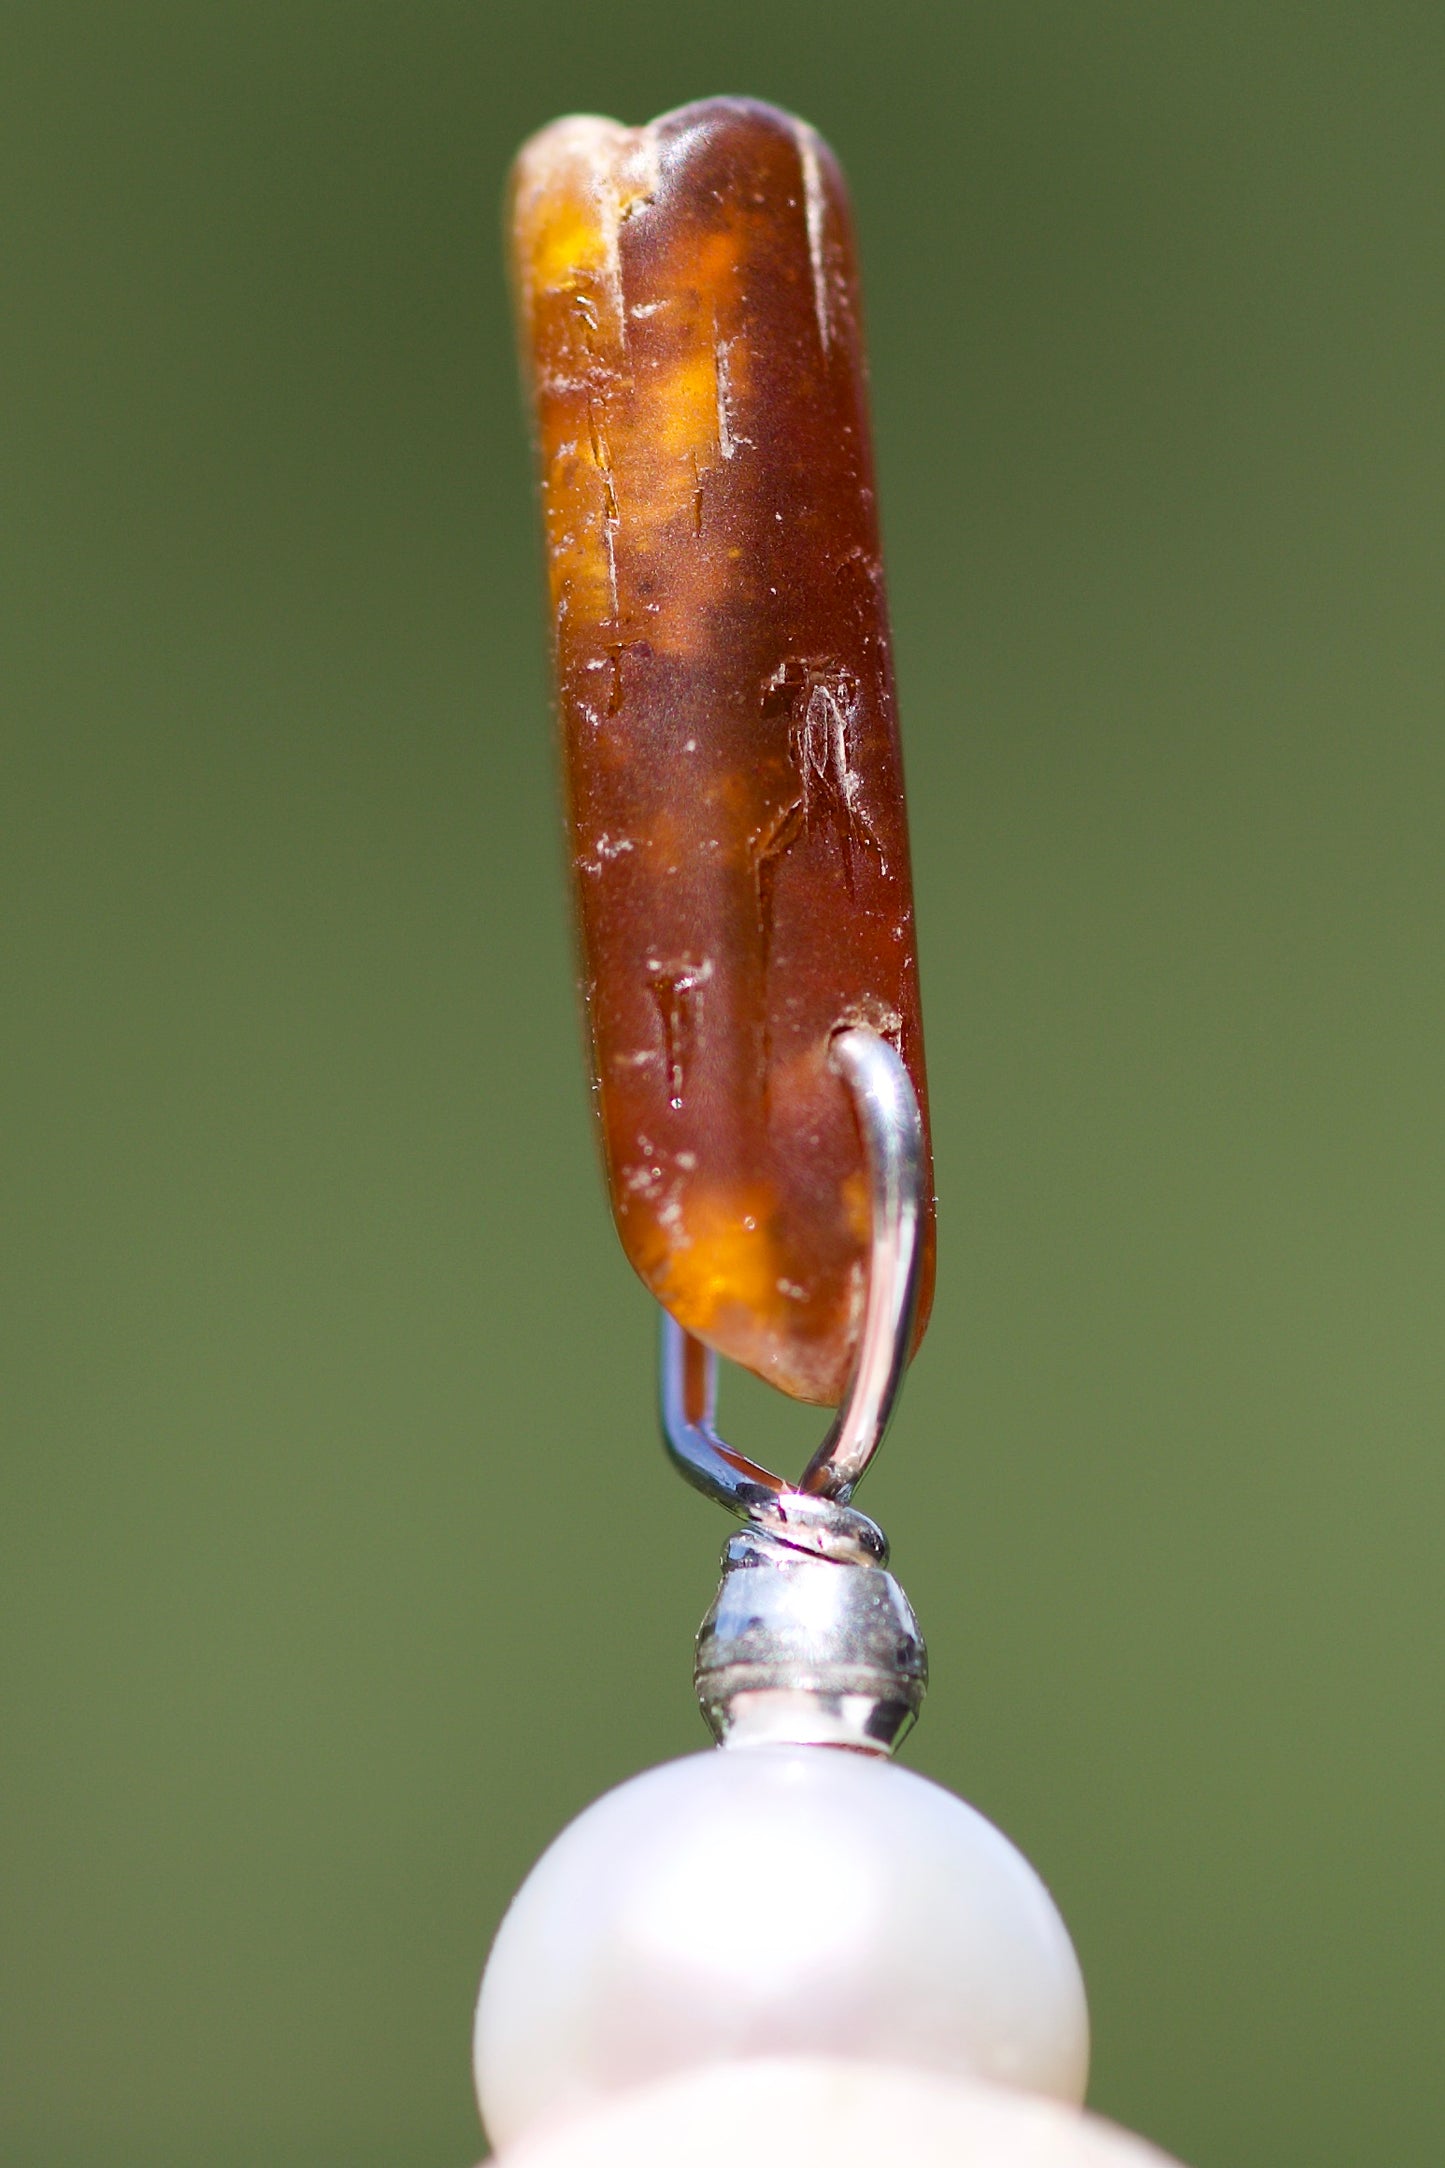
[509,98,934,1403]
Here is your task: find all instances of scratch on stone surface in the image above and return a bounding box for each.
[763,658,886,859]
[793,121,830,352]
[748,658,888,973]
[746,786,805,1007]
[586,395,620,619]
[586,400,618,518]
[604,122,661,347]
[797,668,864,826]
[715,337,736,458]
[646,955,714,1110]
[714,331,752,459]
[602,526,618,620]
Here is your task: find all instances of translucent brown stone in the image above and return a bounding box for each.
[509,97,934,1404]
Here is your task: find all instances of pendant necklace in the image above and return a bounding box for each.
[474,97,1090,2158]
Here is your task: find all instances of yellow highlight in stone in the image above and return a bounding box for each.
[651,1185,786,1345]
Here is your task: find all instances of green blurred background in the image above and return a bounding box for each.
[3,5,1442,2163]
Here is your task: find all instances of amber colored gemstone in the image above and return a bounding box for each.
[509,98,934,1404]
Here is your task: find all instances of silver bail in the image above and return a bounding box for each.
[662,1027,931,1755]
[659,1027,927,1531]
[695,1525,927,1756]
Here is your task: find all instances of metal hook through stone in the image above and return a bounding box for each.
[658,1026,926,1566]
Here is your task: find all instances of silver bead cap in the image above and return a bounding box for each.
[695,1527,927,1756]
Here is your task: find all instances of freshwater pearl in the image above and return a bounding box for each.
[474,1746,1089,2154]
[499,2058,1183,2168]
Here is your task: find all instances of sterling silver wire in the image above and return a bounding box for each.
[658,1025,925,1565]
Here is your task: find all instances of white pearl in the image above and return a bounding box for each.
[497,2058,1181,2168]
[474,1747,1089,2154]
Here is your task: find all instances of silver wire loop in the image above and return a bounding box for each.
[658,1026,926,1562]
